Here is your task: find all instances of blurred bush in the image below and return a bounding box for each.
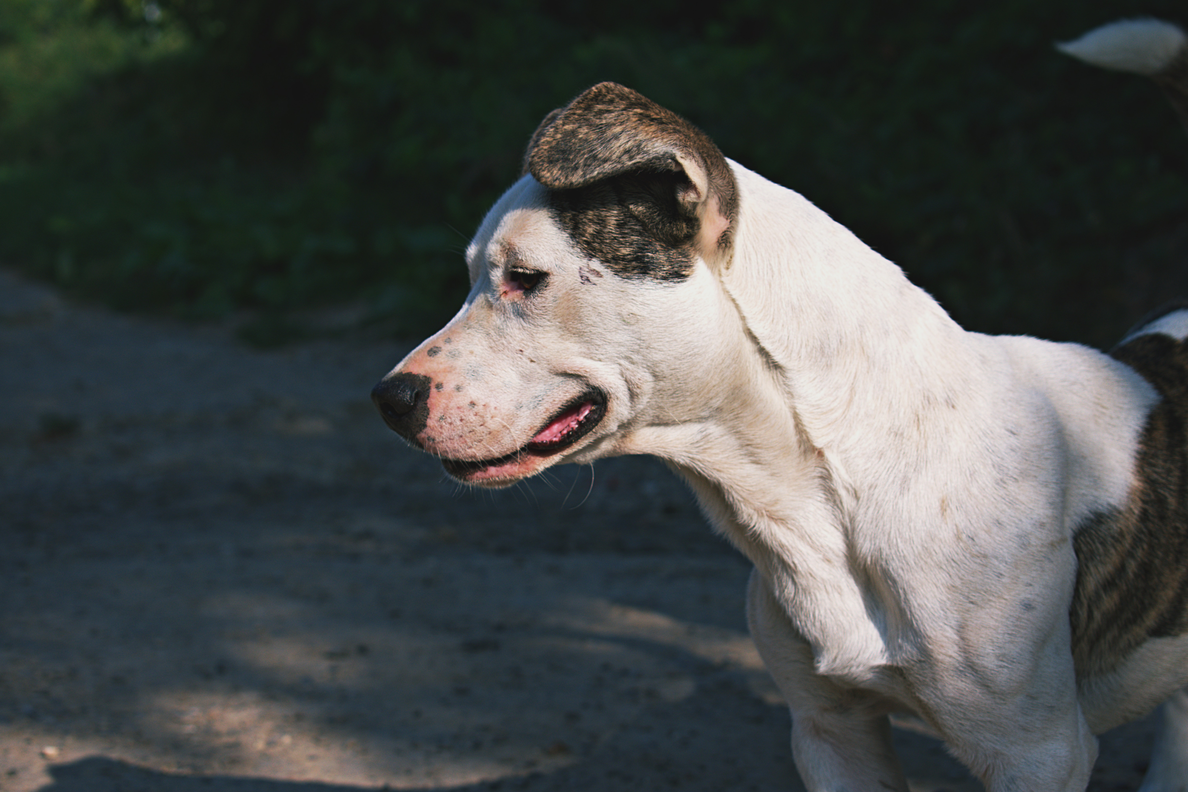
[0,0,1185,345]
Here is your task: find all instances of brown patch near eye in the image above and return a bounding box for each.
[547,176,696,281]
[524,82,738,282]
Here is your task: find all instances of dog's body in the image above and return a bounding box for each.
[373,19,1188,791]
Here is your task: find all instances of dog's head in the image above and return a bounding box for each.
[372,83,740,487]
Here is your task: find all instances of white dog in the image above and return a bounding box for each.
[373,19,1188,791]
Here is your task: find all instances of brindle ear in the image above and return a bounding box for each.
[522,108,564,170]
[524,82,738,264]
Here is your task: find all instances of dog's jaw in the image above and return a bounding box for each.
[440,452,548,487]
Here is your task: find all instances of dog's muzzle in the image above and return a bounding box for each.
[371,372,432,445]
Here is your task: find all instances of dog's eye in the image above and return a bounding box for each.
[507,268,546,295]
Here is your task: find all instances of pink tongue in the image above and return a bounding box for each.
[532,401,593,445]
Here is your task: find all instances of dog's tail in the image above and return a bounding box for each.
[1057,18,1188,134]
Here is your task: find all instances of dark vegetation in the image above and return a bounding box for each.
[1,0,1185,347]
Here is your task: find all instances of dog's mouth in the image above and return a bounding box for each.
[441,390,606,483]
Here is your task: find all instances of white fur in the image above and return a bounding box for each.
[378,74,1188,791]
[1057,18,1186,76]
[380,156,1181,788]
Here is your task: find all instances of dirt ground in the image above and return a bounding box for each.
[0,267,1162,791]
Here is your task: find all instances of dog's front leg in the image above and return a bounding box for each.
[746,570,910,792]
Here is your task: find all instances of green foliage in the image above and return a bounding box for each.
[0,0,1185,345]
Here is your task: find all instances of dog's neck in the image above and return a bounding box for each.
[722,163,975,454]
[624,163,984,681]
[622,333,892,679]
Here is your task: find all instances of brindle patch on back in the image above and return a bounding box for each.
[1071,319,1188,677]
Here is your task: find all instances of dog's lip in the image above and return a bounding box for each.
[525,393,604,451]
[441,389,606,479]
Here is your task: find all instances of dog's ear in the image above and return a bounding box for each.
[524,83,737,268]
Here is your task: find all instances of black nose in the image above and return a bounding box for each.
[371,372,432,442]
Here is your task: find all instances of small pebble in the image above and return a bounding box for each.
[40,746,59,759]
